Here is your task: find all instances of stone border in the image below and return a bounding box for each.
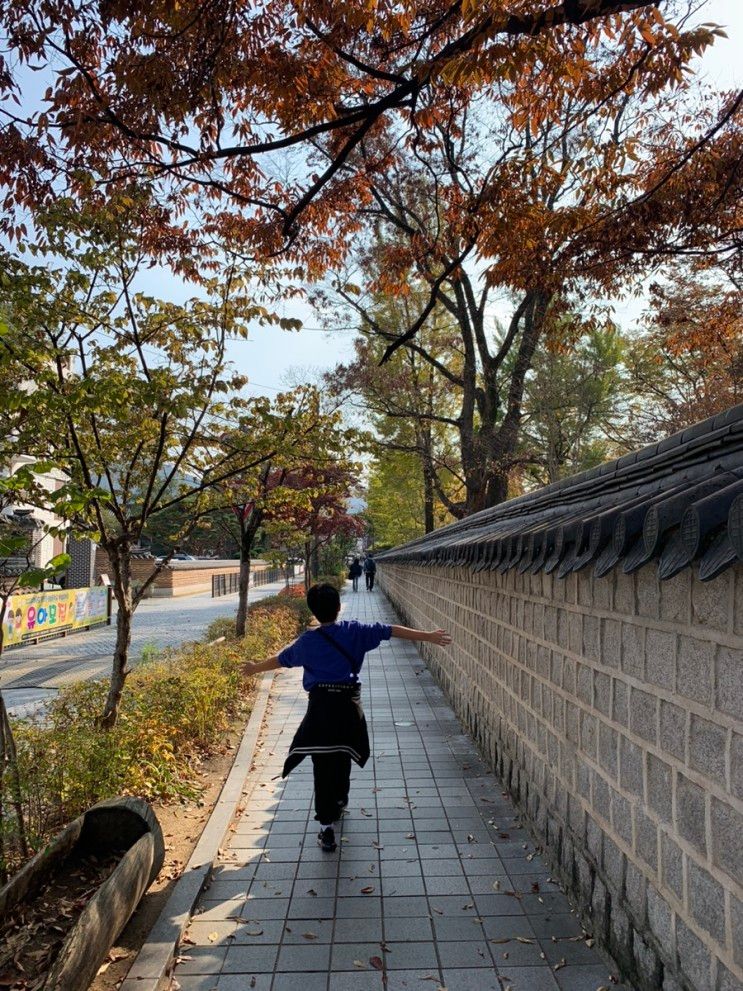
[119,671,275,991]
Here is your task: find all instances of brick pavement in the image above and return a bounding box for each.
[172,589,629,991]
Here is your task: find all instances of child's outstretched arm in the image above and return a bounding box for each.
[390,625,452,646]
[242,654,282,676]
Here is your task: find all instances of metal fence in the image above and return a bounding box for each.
[211,565,295,598]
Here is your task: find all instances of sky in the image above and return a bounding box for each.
[223,0,743,398]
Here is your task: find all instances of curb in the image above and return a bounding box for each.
[119,670,275,991]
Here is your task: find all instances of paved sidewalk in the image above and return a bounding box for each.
[2,579,294,717]
[173,590,627,991]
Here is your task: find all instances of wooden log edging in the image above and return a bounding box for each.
[119,670,276,991]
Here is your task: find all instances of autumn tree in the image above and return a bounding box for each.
[321,4,740,512]
[621,266,743,445]
[0,1,736,297]
[0,207,296,726]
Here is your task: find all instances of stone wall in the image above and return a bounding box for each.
[380,561,743,991]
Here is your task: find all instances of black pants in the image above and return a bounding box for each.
[312,752,351,824]
[365,572,375,590]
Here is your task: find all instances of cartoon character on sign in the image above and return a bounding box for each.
[6,608,22,640]
[75,592,87,623]
[26,605,36,630]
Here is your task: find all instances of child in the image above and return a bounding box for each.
[242,582,452,851]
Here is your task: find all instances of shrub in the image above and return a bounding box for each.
[313,573,345,592]
[3,595,307,876]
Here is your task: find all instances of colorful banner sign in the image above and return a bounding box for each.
[4,586,110,648]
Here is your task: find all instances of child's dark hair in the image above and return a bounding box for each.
[307,583,341,623]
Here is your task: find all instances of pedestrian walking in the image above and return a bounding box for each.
[242,583,451,851]
[363,554,376,591]
[348,557,362,592]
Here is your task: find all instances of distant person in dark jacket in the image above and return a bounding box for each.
[363,555,377,591]
[348,557,362,591]
[241,582,452,851]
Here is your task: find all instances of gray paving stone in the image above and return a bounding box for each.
[220,944,279,973]
[173,589,616,991]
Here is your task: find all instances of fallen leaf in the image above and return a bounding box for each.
[360,886,375,894]
[516,937,534,944]
[369,956,384,970]
[554,957,567,971]
[353,960,366,969]
[303,932,317,940]
[207,932,219,943]
[492,880,501,891]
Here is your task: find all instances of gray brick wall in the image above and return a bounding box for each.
[380,561,743,991]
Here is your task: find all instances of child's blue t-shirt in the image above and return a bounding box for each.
[278,620,392,690]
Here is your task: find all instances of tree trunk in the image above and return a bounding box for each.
[235,547,251,638]
[423,462,435,533]
[304,540,312,591]
[99,544,133,728]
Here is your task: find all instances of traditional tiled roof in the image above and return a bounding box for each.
[376,405,743,582]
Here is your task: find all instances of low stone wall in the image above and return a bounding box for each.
[380,561,743,991]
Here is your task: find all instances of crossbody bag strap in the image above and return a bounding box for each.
[316,628,361,677]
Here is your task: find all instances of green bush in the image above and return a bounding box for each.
[4,597,307,875]
[312,573,345,592]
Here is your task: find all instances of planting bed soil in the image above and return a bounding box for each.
[0,848,124,989]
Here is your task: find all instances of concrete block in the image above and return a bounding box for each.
[593,771,610,818]
[646,753,673,824]
[583,613,600,663]
[550,650,563,687]
[557,608,569,648]
[562,654,576,694]
[625,861,647,925]
[660,700,686,762]
[637,566,661,620]
[647,886,673,950]
[677,636,714,707]
[615,572,635,614]
[692,571,731,634]
[576,852,593,902]
[603,835,626,893]
[598,721,618,779]
[732,732,743,803]
[609,903,633,972]
[622,622,646,680]
[715,644,743,721]
[661,833,684,902]
[602,618,622,669]
[593,571,612,609]
[620,735,644,799]
[731,895,743,970]
[594,670,611,717]
[633,931,663,988]
[717,962,743,991]
[581,711,597,758]
[689,713,727,785]
[711,798,743,887]
[688,860,726,945]
[577,662,593,705]
[645,628,677,691]
[544,606,557,644]
[591,875,608,939]
[676,919,712,991]
[635,807,659,873]
[586,815,602,862]
[569,611,583,655]
[630,687,658,744]
[676,773,707,858]
[735,569,743,637]
[611,789,633,848]
[613,678,629,727]
[660,569,691,624]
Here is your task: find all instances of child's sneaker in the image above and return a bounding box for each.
[318,826,337,852]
